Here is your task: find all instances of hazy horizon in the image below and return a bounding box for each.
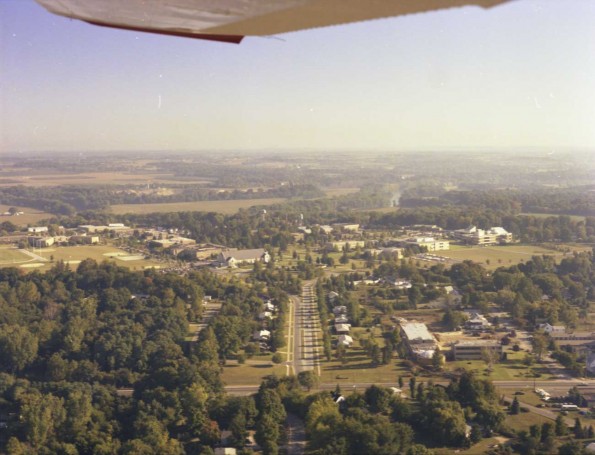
[2,0,595,154]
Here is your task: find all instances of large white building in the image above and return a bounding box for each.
[453,226,513,245]
[217,248,270,267]
[404,237,450,251]
[400,322,437,361]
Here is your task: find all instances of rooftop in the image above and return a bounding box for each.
[401,322,434,342]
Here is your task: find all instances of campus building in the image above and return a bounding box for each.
[452,340,502,360]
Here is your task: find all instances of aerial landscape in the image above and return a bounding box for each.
[1,1,594,454]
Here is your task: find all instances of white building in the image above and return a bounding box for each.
[217,249,270,267]
[404,237,450,251]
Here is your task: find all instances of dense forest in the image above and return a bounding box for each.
[0,261,295,454]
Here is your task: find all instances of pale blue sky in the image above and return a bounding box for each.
[1,0,594,153]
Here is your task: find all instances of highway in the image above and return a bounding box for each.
[225,379,595,397]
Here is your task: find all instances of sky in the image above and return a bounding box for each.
[1,0,595,154]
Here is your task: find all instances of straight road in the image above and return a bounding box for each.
[225,379,595,396]
[294,282,321,375]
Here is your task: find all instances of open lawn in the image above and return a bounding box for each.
[435,244,591,270]
[221,360,286,385]
[2,245,163,272]
[109,198,286,215]
[0,246,33,264]
[446,349,555,381]
[320,325,425,385]
[0,205,52,226]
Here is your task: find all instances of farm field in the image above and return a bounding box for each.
[435,244,592,270]
[0,171,212,187]
[0,205,51,226]
[0,245,163,271]
[521,212,587,222]
[109,198,286,215]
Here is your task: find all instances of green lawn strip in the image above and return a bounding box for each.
[221,361,286,385]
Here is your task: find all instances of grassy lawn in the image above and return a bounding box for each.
[221,360,287,386]
[10,245,164,272]
[0,246,32,264]
[109,198,287,215]
[446,349,555,381]
[504,411,552,430]
[435,244,591,270]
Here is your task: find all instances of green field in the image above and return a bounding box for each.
[0,246,33,264]
[436,244,591,270]
[109,198,287,215]
[221,360,287,385]
[0,245,163,272]
[521,212,587,222]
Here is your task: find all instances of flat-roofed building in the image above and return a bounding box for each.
[404,237,450,251]
[452,340,502,360]
[325,240,366,251]
[453,226,513,245]
[28,226,48,234]
[28,236,54,248]
[400,322,437,361]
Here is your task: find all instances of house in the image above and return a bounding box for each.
[465,312,491,331]
[333,306,347,315]
[335,324,351,335]
[252,330,270,341]
[328,291,339,303]
[338,334,353,347]
[452,340,502,361]
[586,442,595,454]
[539,323,566,334]
[335,314,349,324]
[382,277,412,289]
[258,311,273,320]
[390,387,403,397]
[264,301,276,312]
[217,248,270,267]
[214,449,237,455]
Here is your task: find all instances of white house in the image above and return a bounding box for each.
[338,334,353,347]
[335,323,351,334]
[252,330,270,341]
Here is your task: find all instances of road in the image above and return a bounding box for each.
[284,413,306,455]
[287,282,322,376]
[225,379,595,397]
[189,301,222,341]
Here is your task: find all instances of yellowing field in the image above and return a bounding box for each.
[109,198,286,215]
[0,245,163,272]
[435,244,591,270]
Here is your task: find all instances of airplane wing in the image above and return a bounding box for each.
[34,0,510,43]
